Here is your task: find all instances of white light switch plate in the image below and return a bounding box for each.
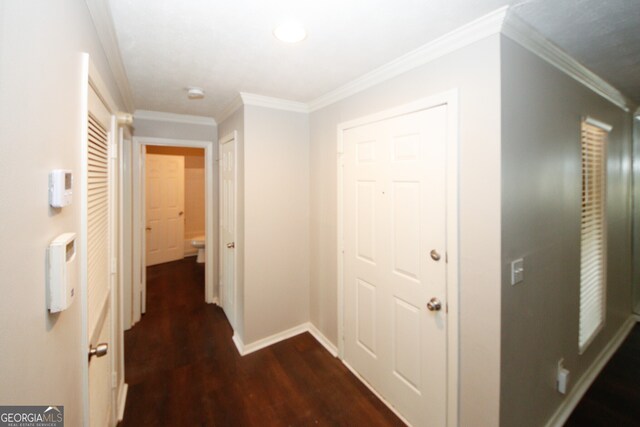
[511,258,524,285]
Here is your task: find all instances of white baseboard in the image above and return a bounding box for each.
[234,323,309,356]
[544,315,637,427]
[232,321,339,358]
[117,382,128,422]
[308,323,338,357]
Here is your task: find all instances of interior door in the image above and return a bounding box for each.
[343,105,448,426]
[145,153,185,266]
[86,85,114,427]
[219,136,237,327]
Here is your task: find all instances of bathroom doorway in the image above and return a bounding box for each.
[129,137,217,326]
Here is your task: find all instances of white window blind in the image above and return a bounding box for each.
[579,118,609,352]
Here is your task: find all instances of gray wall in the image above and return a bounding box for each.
[243,106,310,344]
[0,0,125,424]
[500,35,633,427]
[309,35,503,426]
[133,117,217,141]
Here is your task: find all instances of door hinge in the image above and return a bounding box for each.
[109,143,118,159]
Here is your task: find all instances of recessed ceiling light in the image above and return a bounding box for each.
[273,22,307,43]
[186,87,205,99]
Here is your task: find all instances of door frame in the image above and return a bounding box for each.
[218,131,238,328]
[336,89,460,427]
[80,54,125,426]
[132,136,216,318]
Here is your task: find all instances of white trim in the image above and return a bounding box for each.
[544,316,637,427]
[117,382,128,422]
[84,0,134,112]
[584,116,614,133]
[502,12,631,112]
[336,90,460,427]
[308,323,338,357]
[232,333,245,355]
[309,7,507,112]
[342,360,413,426]
[233,323,309,356]
[133,109,217,126]
[217,95,244,124]
[240,92,310,113]
[132,137,217,308]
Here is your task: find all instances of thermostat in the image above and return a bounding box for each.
[49,169,73,207]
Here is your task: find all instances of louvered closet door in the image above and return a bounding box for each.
[87,85,113,427]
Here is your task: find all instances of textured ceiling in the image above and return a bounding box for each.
[109,0,640,119]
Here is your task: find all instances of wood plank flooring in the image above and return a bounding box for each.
[565,323,640,426]
[120,258,404,426]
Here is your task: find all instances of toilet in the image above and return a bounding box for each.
[191,235,205,263]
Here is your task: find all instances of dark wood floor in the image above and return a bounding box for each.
[120,257,404,426]
[565,323,640,426]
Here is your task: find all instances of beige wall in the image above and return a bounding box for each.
[0,0,125,424]
[218,107,245,335]
[145,146,206,250]
[133,118,216,141]
[500,36,633,427]
[243,106,310,344]
[309,35,503,425]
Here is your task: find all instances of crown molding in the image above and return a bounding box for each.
[308,6,509,112]
[133,110,217,126]
[216,95,244,124]
[84,0,135,112]
[502,11,632,112]
[240,92,310,113]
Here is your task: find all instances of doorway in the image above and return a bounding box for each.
[337,92,459,426]
[130,137,216,326]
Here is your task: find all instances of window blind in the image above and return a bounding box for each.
[579,119,608,352]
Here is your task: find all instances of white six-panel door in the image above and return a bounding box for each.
[145,154,185,266]
[219,135,237,327]
[343,105,448,426]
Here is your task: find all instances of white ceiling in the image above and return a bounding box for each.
[109,0,640,119]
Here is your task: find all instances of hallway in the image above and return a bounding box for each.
[120,258,404,426]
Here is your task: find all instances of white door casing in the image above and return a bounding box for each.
[131,136,217,319]
[145,153,185,266]
[339,92,459,427]
[219,132,237,328]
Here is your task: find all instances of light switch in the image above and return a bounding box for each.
[511,258,524,285]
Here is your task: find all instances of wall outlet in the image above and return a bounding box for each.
[511,258,524,285]
[557,359,570,394]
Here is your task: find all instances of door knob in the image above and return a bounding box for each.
[430,249,441,261]
[426,298,442,312]
[179,211,184,216]
[226,242,235,248]
[88,343,108,361]
[146,227,152,231]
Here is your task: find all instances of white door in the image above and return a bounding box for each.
[86,85,114,427]
[343,105,448,426]
[219,135,236,327]
[145,153,185,266]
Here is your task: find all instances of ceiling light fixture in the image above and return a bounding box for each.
[273,22,307,43]
[186,87,205,99]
